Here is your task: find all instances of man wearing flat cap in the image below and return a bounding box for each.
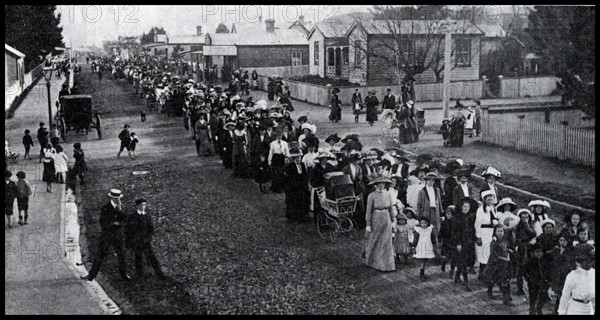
[125,198,167,280]
[82,189,130,281]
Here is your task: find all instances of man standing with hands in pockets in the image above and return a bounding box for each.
[125,198,167,280]
[81,189,131,281]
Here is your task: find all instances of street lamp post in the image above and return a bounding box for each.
[43,67,54,127]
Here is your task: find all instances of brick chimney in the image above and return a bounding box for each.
[265,19,275,33]
[196,26,202,36]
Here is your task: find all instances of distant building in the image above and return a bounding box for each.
[141,26,205,62]
[203,19,308,73]
[5,43,25,110]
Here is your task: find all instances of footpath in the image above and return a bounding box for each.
[4,76,115,315]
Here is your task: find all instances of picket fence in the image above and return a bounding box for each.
[483,117,595,167]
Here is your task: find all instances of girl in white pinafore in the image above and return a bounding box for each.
[474,190,499,280]
[413,216,436,280]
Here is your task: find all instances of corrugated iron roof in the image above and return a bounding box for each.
[168,35,205,44]
[5,43,26,58]
[349,20,484,37]
[477,24,507,38]
[209,27,307,46]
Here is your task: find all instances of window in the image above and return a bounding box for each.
[354,40,362,68]
[455,38,471,66]
[314,41,319,65]
[399,40,415,67]
[292,52,302,66]
[343,47,349,65]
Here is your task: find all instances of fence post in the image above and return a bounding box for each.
[516,115,525,150]
[560,121,568,161]
[497,75,504,98]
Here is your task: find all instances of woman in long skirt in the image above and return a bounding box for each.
[72,143,87,185]
[329,88,342,122]
[42,143,56,192]
[232,123,250,178]
[365,91,379,126]
[364,175,396,272]
[449,103,466,147]
[195,114,214,156]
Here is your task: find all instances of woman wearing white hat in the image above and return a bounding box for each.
[364,174,396,271]
[480,166,503,205]
[474,190,500,282]
[528,199,551,236]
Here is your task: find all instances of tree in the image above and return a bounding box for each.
[216,23,230,34]
[141,26,166,44]
[171,44,183,59]
[525,6,595,115]
[351,5,479,84]
[5,5,64,72]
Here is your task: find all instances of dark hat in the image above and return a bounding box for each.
[456,169,471,178]
[415,154,433,166]
[135,197,147,205]
[24,129,30,134]
[39,122,45,126]
[16,171,26,179]
[387,88,391,92]
[325,133,341,143]
[573,243,595,262]
[445,160,462,173]
[409,166,428,177]
[304,135,320,148]
[6,170,13,178]
[341,134,360,144]
[289,147,303,158]
[423,172,443,180]
[425,160,441,170]
[369,148,384,158]
[530,243,543,253]
[341,140,363,152]
[332,88,340,94]
[394,154,409,162]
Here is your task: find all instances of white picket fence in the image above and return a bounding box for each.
[483,118,595,167]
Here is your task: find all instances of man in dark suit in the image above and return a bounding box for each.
[284,148,310,222]
[81,189,130,281]
[125,198,167,280]
[249,125,272,175]
[342,151,366,230]
[221,122,235,169]
[382,88,396,110]
[452,169,474,209]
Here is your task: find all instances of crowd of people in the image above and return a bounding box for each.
[6,51,593,314]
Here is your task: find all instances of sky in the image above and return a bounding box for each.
[58,5,517,47]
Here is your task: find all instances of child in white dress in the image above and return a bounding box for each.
[412,216,437,281]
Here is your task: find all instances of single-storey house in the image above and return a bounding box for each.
[5,43,26,110]
[203,19,309,73]
[344,19,484,85]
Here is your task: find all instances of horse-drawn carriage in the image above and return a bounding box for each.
[57,95,102,142]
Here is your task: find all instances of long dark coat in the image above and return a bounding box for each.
[284,162,310,221]
[365,95,379,123]
[329,94,342,122]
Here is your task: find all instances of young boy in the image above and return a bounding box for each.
[524,243,550,315]
[440,118,450,146]
[551,234,575,314]
[16,171,32,225]
[129,132,139,159]
[22,130,34,160]
[515,209,537,295]
[438,205,455,276]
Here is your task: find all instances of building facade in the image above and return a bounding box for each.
[5,43,25,110]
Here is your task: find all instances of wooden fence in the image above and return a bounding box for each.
[483,117,595,168]
[500,76,560,99]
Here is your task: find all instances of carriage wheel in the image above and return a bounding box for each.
[328,219,340,243]
[59,118,66,143]
[343,218,358,240]
[316,211,329,240]
[95,114,102,140]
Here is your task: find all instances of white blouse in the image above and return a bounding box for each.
[558,267,595,315]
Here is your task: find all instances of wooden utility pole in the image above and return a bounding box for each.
[442,30,452,119]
